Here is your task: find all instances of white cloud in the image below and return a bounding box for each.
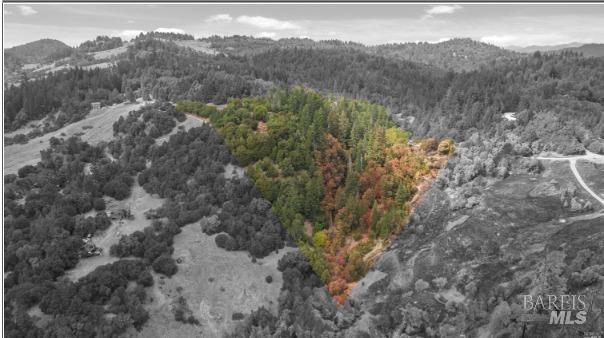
[426,5,462,15]
[236,15,300,30]
[118,30,145,39]
[18,5,37,16]
[423,5,462,19]
[206,14,232,23]
[127,19,135,24]
[256,32,277,39]
[155,27,186,34]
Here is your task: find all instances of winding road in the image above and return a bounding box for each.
[535,151,604,207]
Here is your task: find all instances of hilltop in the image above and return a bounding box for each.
[4,38,72,65]
[371,38,519,71]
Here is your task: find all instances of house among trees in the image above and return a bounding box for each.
[81,234,103,257]
[104,208,131,220]
[91,102,101,110]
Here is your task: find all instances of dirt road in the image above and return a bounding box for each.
[536,151,604,207]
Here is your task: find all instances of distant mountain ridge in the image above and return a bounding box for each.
[6,35,518,75]
[508,42,584,53]
[509,42,604,57]
[6,35,604,82]
[562,43,604,57]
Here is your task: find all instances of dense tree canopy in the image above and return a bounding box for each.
[177,87,451,301]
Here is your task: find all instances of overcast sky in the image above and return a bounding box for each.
[3,3,604,48]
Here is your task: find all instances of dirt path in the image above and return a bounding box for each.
[536,150,604,164]
[536,151,604,207]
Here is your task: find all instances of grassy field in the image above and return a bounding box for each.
[138,222,296,337]
[174,40,218,55]
[4,102,146,174]
[90,43,130,60]
[3,116,47,138]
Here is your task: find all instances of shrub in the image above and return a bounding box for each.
[215,233,238,251]
[437,139,455,155]
[94,212,112,231]
[4,174,17,184]
[137,270,154,287]
[415,279,430,292]
[152,255,178,276]
[17,165,37,178]
[587,140,604,154]
[93,197,106,211]
[432,277,448,290]
[312,230,327,248]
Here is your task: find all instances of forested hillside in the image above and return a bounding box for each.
[177,88,451,302]
[372,38,519,71]
[77,36,123,53]
[6,34,604,150]
[203,36,518,71]
[204,35,366,56]
[4,67,123,132]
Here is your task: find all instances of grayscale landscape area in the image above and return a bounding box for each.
[3,3,604,337]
